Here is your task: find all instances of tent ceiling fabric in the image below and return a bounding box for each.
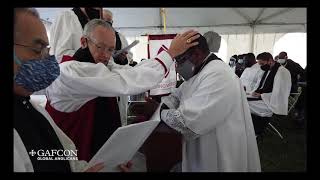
[36,7,306,34]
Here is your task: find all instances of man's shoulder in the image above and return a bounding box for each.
[278,65,291,76]
[288,59,298,65]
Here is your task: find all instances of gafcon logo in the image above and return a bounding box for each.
[29,149,78,161]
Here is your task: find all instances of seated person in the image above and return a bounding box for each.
[228,55,238,72]
[277,51,305,93]
[240,53,264,94]
[248,52,291,135]
[235,54,246,77]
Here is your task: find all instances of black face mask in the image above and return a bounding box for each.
[85,8,100,20]
[260,64,270,71]
[114,57,128,65]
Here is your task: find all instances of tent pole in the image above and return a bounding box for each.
[160,8,167,33]
[250,24,255,53]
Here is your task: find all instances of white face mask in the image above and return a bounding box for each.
[278,59,286,64]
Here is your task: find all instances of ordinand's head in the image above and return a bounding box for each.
[175,34,211,80]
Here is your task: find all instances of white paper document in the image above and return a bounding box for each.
[113,40,139,57]
[87,106,161,172]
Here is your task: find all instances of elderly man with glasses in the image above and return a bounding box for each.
[43,19,200,170]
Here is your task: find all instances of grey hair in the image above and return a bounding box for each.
[203,31,221,53]
[103,9,113,18]
[83,19,114,38]
[14,8,40,41]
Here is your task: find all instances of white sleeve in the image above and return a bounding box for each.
[46,50,174,112]
[160,109,200,140]
[49,11,83,63]
[262,67,292,115]
[240,68,250,90]
[160,82,185,109]
[250,70,264,94]
[161,66,235,139]
[118,33,133,62]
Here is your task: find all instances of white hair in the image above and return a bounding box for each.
[83,19,114,38]
[103,9,113,17]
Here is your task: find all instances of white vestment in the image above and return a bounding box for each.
[45,51,173,113]
[49,10,132,125]
[240,63,264,94]
[160,60,261,172]
[248,66,291,117]
[49,10,133,64]
[49,10,83,63]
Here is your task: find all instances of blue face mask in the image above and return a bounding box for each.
[14,53,60,92]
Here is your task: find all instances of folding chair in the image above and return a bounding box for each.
[266,87,302,139]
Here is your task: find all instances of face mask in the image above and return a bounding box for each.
[85,8,100,20]
[14,53,60,92]
[229,61,236,67]
[238,59,244,64]
[176,52,212,81]
[260,64,270,71]
[278,59,286,64]
[176,60,195,81]
[114,56,128,65]
[229,57,236,67]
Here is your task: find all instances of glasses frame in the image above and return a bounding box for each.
[85,36,115,55]
[14,43,50,59]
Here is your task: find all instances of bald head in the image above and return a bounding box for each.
[14,8,49,61]
[14,8,48,45]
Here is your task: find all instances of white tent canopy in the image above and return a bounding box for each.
[37,8,306,64]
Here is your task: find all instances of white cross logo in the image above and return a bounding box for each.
[29,150,36,156]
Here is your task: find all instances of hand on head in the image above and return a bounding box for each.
[167,30,200,58]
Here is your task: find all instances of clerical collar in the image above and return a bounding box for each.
[73,47,95,63]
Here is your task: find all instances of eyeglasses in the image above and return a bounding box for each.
[86,37,115,55]
[14,43,50,59]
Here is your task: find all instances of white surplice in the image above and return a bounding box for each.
[240,63,264,94]
[248,66,292,117]
[45,51,173,113]
[49,10,133,64]
[160,60,261,172]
